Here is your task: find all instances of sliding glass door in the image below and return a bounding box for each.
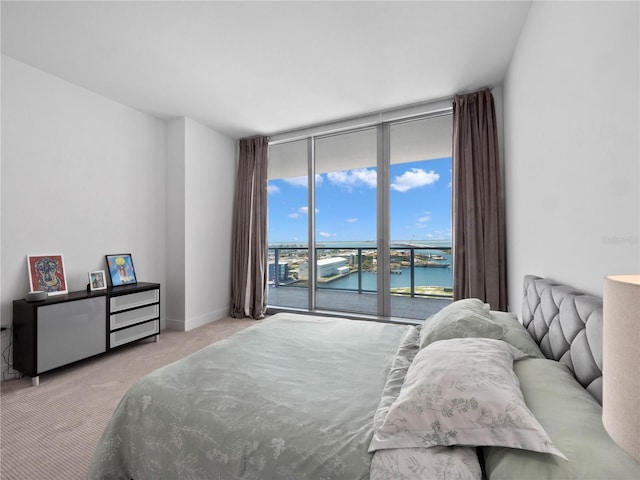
[267,111,452,319]
[267,139,310,310]
[389,115,453,319]
[314,127,378,315]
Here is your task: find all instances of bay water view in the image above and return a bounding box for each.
[269,239,453,297]
[325,261,453,291]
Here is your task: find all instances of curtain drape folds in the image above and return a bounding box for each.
[452,89,507,311]
[230,136,269,319]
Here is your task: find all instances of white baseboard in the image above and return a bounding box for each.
[184,307,229,331]
[165,317,186,332]
[165,307,230,332]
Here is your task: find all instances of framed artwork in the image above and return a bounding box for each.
[105,254,137,286]
[89,270,107,291]
[27,254,68,295]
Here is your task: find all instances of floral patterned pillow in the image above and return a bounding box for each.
[369,338,566,460]
[370,446,481,480]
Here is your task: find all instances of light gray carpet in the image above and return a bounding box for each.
[0,316,256,480]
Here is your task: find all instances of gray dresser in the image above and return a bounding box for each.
[13,282,160,385]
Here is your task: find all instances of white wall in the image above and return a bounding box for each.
[185,118,236,329]
[165,117,236,331]
[1,56,238,377]
[165,118,187,327]
[1,55,167,373]
[503,1,639,309]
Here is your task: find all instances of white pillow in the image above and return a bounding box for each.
[369,338,566,460]
[371,446,481,480]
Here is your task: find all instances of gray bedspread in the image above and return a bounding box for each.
[88,313,413,480]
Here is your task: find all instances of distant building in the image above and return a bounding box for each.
[298,257,349,280]
[337,265,350,275]
[268,261,290,283]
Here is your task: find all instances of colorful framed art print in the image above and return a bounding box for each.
[27,254,68,295]
[105,254,137,286]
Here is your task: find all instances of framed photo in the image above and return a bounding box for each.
[89,270,107,291]
[105,254,137,286]
[27,254,68,295]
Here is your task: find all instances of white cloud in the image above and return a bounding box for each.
[298,206,319,215]
[327,168,377,190]
[268,184,280,194]
[319,231,335,238]
[415,211,432,228]
[284,176,307,187]
[417,212,432,223]
[346,218,359,223]
[288,205,317,219]
[391,168,439,192]
[283,174,323,188]
[425,230,452,240]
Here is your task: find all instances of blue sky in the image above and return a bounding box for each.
[268,157,452,244]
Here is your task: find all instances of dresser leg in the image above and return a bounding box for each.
[154,334,159,343]
[31,376,39,387]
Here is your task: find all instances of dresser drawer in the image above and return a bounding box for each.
[110,304,159,330]
[110,319,159,348]
[110,289,159,313]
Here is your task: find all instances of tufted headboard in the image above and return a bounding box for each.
[522,275,603,404]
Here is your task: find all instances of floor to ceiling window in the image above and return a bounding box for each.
[389,115,453,319]
[314,127,378,315]
[267,105,453,320]
[266,138,310,310]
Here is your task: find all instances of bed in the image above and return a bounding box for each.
[89,275,640,479]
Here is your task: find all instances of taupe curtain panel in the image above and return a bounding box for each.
[452,89,507,310]
[230,136,269,319]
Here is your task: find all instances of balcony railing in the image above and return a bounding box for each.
[268,245,453,299]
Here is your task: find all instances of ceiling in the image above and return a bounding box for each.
[1,1,532,139]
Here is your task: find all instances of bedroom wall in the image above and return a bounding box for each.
[165,117,236,331]
[165,118,187,328]
[0,55,167,376]
[184,118,236,330]
[503,1,639,309]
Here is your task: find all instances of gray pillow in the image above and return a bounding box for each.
[489,311,544,359]
[483,358,640,479]
[419,298,504,349]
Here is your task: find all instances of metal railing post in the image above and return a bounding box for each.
[410,248,415,298]
[357,248,363,294]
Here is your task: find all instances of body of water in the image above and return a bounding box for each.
[321,256,453,291]
[269,240,453,291]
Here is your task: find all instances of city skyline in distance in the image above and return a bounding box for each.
[268,157,452,245]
